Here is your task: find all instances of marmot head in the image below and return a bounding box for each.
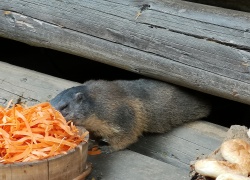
[50,85,94,125]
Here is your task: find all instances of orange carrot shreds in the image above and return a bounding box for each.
[0,101,89,164]
[88,145,102,156]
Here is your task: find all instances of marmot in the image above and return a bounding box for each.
[50,79,211,153]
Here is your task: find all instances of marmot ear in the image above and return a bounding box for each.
[75,92,84,102]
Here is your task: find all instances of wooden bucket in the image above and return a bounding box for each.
[0,127,90,180]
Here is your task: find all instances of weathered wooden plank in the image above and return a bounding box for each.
[129,121,227,169]
[1,0,250,105]
[87,150,190,180]
[2,0,250,47]
[0,61,80,106]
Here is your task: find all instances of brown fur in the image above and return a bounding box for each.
[50,79,211,152]
[82,99,147,151]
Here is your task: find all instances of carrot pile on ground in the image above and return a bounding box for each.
[0,101,88,163]
[88,145,102,155]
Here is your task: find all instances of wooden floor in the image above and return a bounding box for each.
[88,121,227,180]
[0,61,228,179]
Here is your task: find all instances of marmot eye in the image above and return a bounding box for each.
[75,92,84,102]
[59,104,68,111]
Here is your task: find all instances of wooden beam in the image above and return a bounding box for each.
[1,0,250,104]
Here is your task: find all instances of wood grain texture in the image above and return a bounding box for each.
[87,150,190,180]
[0,163,11,180]
[1,0,250,104]
[0,62,80,107]
[129,121,227,169]
[11,160,48,180]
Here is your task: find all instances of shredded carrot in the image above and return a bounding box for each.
[0,101,88,163]
[88,145,102,156]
